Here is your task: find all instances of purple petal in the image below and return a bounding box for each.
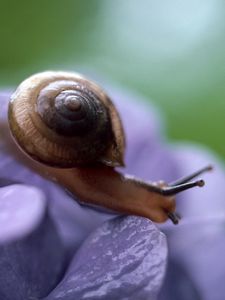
[165,216,225,300]
[109,86,180,182]
[46,216,167,300]
[0,184,65,300]
[0,184,45,244]
[173,144,225,216]
[110,88,225,300]
[160,144,225,299]
[158,259,201,300]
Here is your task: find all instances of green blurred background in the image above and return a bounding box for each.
[0,0,224,158]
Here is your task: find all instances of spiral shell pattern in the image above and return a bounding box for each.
[8,71,125,167]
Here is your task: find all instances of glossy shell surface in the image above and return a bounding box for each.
[8,71,125,168]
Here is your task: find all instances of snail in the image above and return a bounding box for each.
[8,71,212,224]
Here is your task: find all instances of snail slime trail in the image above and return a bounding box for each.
[8,71,212,225]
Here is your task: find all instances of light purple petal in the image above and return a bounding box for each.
[109,87,180,182]
[159,142,225,299]
[165,216,225,300]
[172,144,225,216]
[157,139,225,300]
[158,259,201,300]
[0,184,45,244]
[110,89,225,300]
[160,143,225,299]
[0,184,65,300]
[46,216,167,300]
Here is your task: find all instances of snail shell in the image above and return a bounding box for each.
[8,71,125,168]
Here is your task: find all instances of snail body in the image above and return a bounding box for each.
[8,71,208,224]
[9,71,125,168]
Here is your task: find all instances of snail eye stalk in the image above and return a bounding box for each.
[152,180,205,196]
[170,165,213,186]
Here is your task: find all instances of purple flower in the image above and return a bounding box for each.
[0,83,224,300]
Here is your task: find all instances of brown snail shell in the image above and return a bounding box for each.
[8,71,125,168]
